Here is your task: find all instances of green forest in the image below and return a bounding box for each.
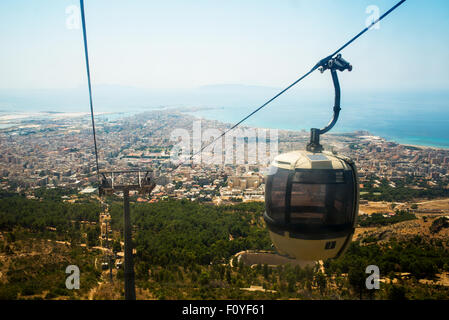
[360,176,449,201]
[109,200,271,267]
[1,192,449,300]
[0,194,102,299]
[0,195,100,244]
[357,210,417,227]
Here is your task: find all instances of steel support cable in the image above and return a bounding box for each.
[80,0,100,181]
[328,0,406,58]
[171,0,406,170]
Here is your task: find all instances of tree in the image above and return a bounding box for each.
[225,268,232,284]
[387,285,407,300]
[112,240,122,253]
[287,274,296,293]
[263,264,269,279]
[135,261,150,280]
[199,271,210,286]
[3,244,14,255]
[87,229,98,247]
[315,271,327,296]
[348,260,367,300]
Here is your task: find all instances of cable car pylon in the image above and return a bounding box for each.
[80,0,156,300]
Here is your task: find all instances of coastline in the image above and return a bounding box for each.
[179,104,449,151]
[1,109,449,151]
[182,110,449,151]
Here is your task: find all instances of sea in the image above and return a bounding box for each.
[1,86,449,149]
[184,89,449,149]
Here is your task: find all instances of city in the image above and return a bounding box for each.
[1,110,448,205]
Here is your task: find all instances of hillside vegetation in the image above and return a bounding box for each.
[1,193,449,299]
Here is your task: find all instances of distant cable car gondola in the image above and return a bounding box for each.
[263,55,359,262]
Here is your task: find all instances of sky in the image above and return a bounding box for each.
[1,0,449,94]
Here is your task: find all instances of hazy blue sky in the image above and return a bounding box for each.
[1,0,449,92]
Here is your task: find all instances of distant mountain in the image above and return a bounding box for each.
[197,83,280,93]
[0,84,283,113]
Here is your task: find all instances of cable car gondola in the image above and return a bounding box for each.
[263,55,359,262]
